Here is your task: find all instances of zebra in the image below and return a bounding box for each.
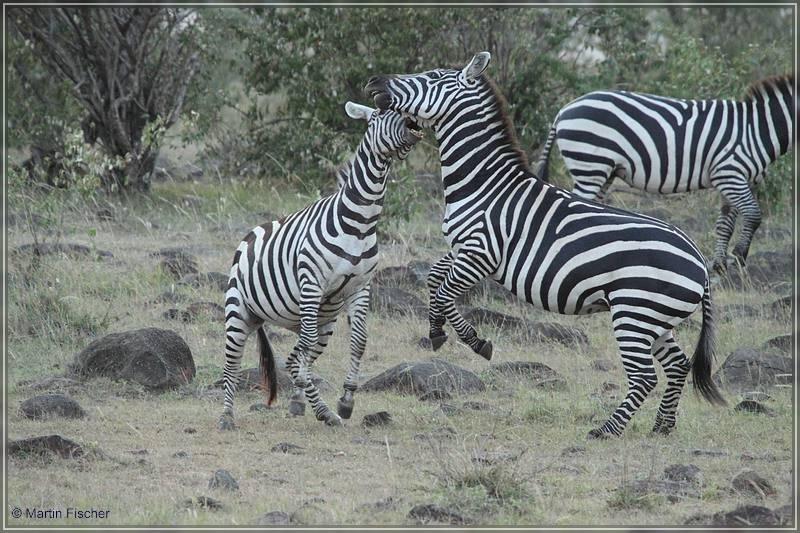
[535,74,795,273]
[218,102,423,430]
[365,52,726,439]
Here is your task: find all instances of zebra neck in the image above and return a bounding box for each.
[435,111,528,202]
[747,89,794,161]
[338,146,390,216]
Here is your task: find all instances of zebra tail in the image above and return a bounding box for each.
[535,125,557,182]
[691,278,727,406]
[257,327,277,406]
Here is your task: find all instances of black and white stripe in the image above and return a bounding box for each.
[536,75,795,271]
[366,52,726,439]
[218,102,422,429]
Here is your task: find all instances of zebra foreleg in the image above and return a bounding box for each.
[434,252,495,360]
[714,175,762,266]
[711,202,738,273]
[589,316,659,439]
[651,331,691,435]
[287,318,336,417]
[426,253,454,350]
[289,283,341,427]
[337,286,370,419]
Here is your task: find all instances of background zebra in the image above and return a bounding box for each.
[218,102,423,430]
[366,52,726,439]
[535,74,795,273]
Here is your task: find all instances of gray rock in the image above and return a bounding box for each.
[361,358,485,397]
[68,327,195,391]
[663,464,701,484]
[705,505,780,526]
[254,511,292,525]
[720,251,793,290]
[249,403,270,412]
[770,295,793,316]
[408,503,468,525]
[774,504,794,526]
[463,308,588,347]
[486,361,563,384]
[14,242,113,260]
[177,272,229,292]
[19,394,86,420]
[690,449,729,457]
[763,334,792,355]
[152,248,199,279]
[742,391,772,402]
[371,266,426,288]
[732,470,777,496]
[713,348,792,392]
[208,469,239,491]
[734,400,775,416]
[181,496,223,510]
[271,442,304,454]
[418,389,451,402]
[362,411,392,427]
[8,434,85,459]
[369,287,428,318]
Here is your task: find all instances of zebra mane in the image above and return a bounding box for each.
[744,73,794,100]
[481,74,530,170]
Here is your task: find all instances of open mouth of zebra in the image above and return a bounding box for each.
[405,118,423,139]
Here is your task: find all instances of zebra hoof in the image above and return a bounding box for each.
[710,257,729,274]
[731,246,749,265]
[336,397,354,419]
[218,415,235,431]
[323,412,343,427]
[587,428,612,440]
[430,334,448,351]
[288,400,306,417]
[475,339,493,361]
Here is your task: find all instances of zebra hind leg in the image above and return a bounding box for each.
[426,254,454,350]
[588,314,659,439]
[219,288,259,431]
[286,319,335,418]
[651,331,691,435]
[710,202,738,273]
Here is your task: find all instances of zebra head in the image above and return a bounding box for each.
[364,52,492,131]
[344,101,423,161]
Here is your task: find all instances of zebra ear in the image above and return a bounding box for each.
[345,101,375,121]
[462,51,491,82]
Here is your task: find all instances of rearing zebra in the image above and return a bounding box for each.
[535,74,796,272]
[218,102,422,430]
[366,52,726,439]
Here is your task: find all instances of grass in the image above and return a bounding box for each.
[4,170,794,527]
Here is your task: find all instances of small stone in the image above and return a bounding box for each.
[173,451,189,458]
[182,496,223,510]
[417,337,433,350]
[462,401,491,411]
[408,503,468,525]
[184,427,197,434]
[732,470,776,497]
[127,449,149,455]
[418,389,451,402]
[734,400,775,416]
[742,391,772,402]
[271,442,304,454]
[691,449,729,457]
[8,434,85,460]
[19,394,86,419]
[363,411,392,427]
[254,511,292,525]
[663,464,702,484]
[208,469,239,491]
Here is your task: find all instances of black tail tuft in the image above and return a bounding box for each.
[691,278,727,406]
[257,327,277,406]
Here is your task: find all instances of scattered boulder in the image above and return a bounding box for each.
[152,248,199,279]
[734,400,775,416]
[763,334,792,355]
[254,511,292,525]
[67,327,195,391]
[713,348,792,392]
[19,394,86,420]
[164,302,226,323]
[462,308,588,347]
[361,359,486,397]
[732,469,777,497]
[719,251,793,290]
[362,411,392,427]
[408,503,468,525]
[177,272,229,292]
[271,442,304,454]
[181,496,223,511]
[486,361,564,388]
[208,469,239,491]
[14,242,112,260]
[663,464,701,484]
[371,266,426,288]
[369,287,428,318]
[686,505,781,526]
[8,434,85,460]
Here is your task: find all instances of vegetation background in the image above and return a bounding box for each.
[4,5,795,528]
